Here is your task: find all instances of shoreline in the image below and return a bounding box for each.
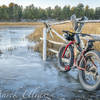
[0,22,99,57]
[0,22,43,26]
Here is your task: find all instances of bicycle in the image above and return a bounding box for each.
[58,30,100,91]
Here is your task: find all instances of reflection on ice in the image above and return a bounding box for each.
[0,26,35,51]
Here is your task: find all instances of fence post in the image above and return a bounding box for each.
[43,28,47,61]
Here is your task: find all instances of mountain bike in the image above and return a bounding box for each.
[58,30,100,91]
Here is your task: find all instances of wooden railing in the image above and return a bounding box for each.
[41,18,100,61]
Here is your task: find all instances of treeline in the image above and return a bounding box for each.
[0,3,100,21]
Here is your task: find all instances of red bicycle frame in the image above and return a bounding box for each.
[62,41,75,58]
[61,40,86,71]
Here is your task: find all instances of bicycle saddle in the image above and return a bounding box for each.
[62,30,74,41]
[62,30,75,35]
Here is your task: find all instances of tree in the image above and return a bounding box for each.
[62,6,71,20]
[0,3,99,21]
[95,7,100,19]
[53,5,62,20]
[46,7,53,19]
[8,3,15,19]
[0,5,9,20]
[75,3,84,17]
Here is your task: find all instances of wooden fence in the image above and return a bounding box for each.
[41,19,100,61]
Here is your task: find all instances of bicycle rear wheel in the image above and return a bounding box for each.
[79,50,100,91]
[58,45,74,72]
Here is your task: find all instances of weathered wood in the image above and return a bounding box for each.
[40,37,66,45]
[51,21,70,25]
[78,20,100,23]
[43,28,47,61]
[50,20,100,26]
[48,48,58,54]
[51,29,67,42]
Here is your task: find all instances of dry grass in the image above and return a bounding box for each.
[27,24,44,42]
[27,22,100,57]
[82,23,100,34]
[82,23,100,51]
[0,22,42,26]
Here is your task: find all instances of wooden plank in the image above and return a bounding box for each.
[51,29,67,42]
[40,37,66,45]
[51,21,70,25]
[78,20,100,23]
[48,48,58,54]
[49,20,100,26]
[43,28,47,61]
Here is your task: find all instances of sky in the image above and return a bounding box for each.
[0,0,100,8]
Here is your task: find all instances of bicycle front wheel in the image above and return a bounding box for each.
[79,50,100,91]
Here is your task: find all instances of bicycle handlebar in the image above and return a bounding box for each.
[62,30,90,36]
[62,30,100,42]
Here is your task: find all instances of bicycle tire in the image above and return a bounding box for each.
[58,45,74,72]
[79,50,100,91]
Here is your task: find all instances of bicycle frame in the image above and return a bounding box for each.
[62,40,86,71]
[62,40,75,58]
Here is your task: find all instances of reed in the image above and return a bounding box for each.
[0,22,42,26]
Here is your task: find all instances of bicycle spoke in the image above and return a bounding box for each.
[84,54,100,85]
